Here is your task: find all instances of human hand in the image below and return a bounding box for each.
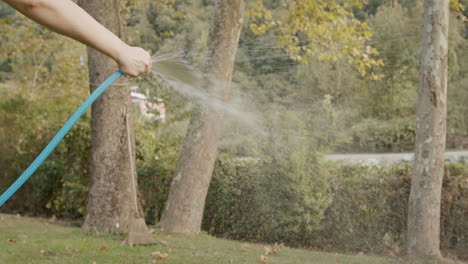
[116,45,151,78]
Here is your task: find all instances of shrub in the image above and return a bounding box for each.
[202,159,467,259]
[136,131,181,225]
[345,117,416,153]
[204,110,333,246]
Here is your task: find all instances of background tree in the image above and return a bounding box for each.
[79,0,149,235]
[159,0,245,234]
[407,0,450,258]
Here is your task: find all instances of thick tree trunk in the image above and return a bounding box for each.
[159,0,245,234]
[79,0,144,234]
[407,0,449,258]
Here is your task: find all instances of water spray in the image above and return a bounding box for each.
[0,70,123,207]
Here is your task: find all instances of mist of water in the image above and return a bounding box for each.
[136,46,466,260]
[149,52,264,132]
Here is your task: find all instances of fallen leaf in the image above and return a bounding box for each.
[7,239,16,243]
[100,245,109,251]
[264,246,273,255]
[272,242,283,254]
[158,240,169,247]
[258,255,270,263]
[65,245,80,253]
[40,249,56,256]
[151,251,169,260]
[240,244,249,253]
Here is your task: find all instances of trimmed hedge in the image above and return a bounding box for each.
[203,158,467,259]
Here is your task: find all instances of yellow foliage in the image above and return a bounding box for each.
[246,0,384,79]
[450,0,467,21]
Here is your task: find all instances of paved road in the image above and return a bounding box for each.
[325,151,468,167]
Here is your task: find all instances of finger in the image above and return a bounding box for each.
[145,63,150,74]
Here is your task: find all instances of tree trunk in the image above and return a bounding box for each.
[79,0,145,234]
[159,0,245,234]
[407,0,449,258]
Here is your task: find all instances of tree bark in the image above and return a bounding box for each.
[79,0,145,234]
[159,0,245,234]
[407,0,449,258]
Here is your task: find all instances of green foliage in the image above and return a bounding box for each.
[203,155,262,240]
[147,0,186,45]
[132,111,187,224]
[0,95,91,218]
[255,111,332,244]
[205,110,333,246]
[344,117,416,153]
[36,120,91,219]
[137,134,181,224]
[336,2,468,152]
[203,158,467,259]
[0,10,89,217]
[317,162,467,258]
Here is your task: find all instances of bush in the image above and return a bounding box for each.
[204,153,332,246]
[316,162,467,259]
[202,158,467,259]
[344,117,416,153]
[0,113,91,219]
[35,120,91,219]
[137,136,180,225]
[203,155,262,240]
[204,110,333,246]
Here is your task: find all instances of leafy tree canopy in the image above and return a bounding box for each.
[246,0,384,79]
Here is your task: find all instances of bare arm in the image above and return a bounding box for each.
[3,0,150,77]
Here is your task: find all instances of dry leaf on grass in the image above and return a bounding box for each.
[100,245,109,251]
[264,246,273,255]
[273,242,285,251]
[151,251,169,260]
[65,245,80,253]
[264,243,283,256]
[158,240,169,247]
[258,255,270,263]
[40,249,56,256]
[240,244,249,253]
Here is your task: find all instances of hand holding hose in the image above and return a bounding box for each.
[117,46,152,78]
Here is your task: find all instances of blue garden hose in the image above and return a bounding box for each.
[0,70,123,207]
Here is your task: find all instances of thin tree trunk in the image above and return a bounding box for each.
[79,0,145,234]
[159,0,245,234]
[407,0,449,258]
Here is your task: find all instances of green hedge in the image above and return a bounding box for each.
[203,154,332,246]
[0,96,90,218]
[203,158,467,259]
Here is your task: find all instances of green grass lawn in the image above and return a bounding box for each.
[0,213,463,264]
